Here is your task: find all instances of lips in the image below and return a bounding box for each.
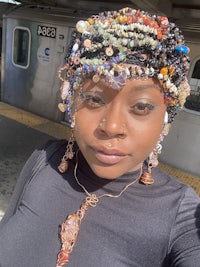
[92,146,127,165]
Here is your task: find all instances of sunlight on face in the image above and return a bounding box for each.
[73,78,166,179]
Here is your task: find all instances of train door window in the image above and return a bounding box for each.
[0,27,2,56]
[12,27,31,69]
[184,58,200,112]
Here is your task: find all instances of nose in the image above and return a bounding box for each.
[97,106,127,139]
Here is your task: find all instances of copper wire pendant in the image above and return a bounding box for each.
[56,194,98,266]
[58,159,69,173]
[140,172,154,185]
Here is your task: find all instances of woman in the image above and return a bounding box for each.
[0,7,199,267]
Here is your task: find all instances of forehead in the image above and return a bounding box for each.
[82,77,163,94]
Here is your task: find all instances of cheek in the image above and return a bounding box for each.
[128,110,165,153]
[137,124,162,152]
[73,110,95,145]
[136,117,164,138]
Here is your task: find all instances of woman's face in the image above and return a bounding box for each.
[73,78,166,179]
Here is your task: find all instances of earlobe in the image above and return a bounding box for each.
[162,123,171,137]
[70,114,76,129]
[164,111,168,125]
[162,111,171,136]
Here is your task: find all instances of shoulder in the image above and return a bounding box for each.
[154,166,199,198]
[153,167,200,217]
[162,170,200,266]
[41,139,68,153]
[134,166,192,198]
[132,166,200,218]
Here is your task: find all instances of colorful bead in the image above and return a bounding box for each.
[105,46,114,56]
[73,57,80,65]
[174,45,190,54]
[92,74,100,83]
[160,67,168,76]
[72,43,79,52]
[106,70,127,90]
[83,39,92,48]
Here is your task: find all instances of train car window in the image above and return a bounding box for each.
[0,27,2,55]
[184,59,200,112]
[12,27,31,69]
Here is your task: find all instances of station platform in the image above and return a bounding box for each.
[0,101,200,220]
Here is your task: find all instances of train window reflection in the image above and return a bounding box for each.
[12,27,31,69]
[185,59,200,112]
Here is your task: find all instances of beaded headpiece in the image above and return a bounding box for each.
[58,7,190,123]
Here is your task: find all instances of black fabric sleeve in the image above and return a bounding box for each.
[166,187,200,267]
[0,147,44,227]
[0,139,66,228]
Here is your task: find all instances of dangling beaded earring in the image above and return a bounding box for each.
[58,117,76,173]
[140,169,154,185]
[140,144,161,185]
[58,134,75,173]
[140,111,168,185]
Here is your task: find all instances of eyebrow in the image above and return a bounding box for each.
[84,80,108,92]
[134,84,161,91]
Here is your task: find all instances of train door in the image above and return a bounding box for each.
[28,23,71,121]
[2,16,72,122]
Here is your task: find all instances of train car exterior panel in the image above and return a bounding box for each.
[1,9,76,121]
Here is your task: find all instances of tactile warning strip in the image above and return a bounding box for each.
[0,102,71,140]
[159,163,200,195]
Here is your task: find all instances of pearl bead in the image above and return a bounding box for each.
[166,80,171,88]
[76,20,90,33]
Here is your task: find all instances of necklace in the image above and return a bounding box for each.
[56,157,142,267]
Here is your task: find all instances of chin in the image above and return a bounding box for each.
[89,164,131,180]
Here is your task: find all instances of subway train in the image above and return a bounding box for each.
[0,4,199,176]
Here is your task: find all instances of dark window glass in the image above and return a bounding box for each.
[192,60,200,79]
[13,28,30,68]
[0,27,2,55]
[184,59,200,112]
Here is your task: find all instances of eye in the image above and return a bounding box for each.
[131,102,156,115]
[80,93,105,108]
